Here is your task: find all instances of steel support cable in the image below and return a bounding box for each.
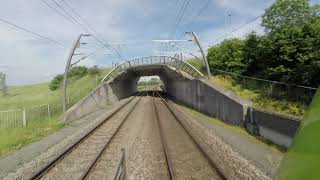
[207,15,261,46]
[46,0,125,60]
[59,0,123,53]
[206,4,277,47]
[169,0,191,40]
[40,0,76,25]
[210,68,317,89]
[0,18,65,48]
[57,0,125,61]
[177,0,211,39]
[162,0,190,54]
[168,0,187,40]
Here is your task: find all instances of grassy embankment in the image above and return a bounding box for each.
[0,68,110,156]
[188,59,307,117]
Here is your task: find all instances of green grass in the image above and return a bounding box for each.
[276,90,320,180]
[187,58,205,73]
[0,68,110,157]
[0,68,110,110]
[210,75,306,117]
[0,116,65,157]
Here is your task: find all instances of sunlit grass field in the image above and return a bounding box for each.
[0,68,110,157]
[0,116,64,156]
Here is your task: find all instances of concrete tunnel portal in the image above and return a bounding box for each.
[102,56,204,100]
[108,64,190,98]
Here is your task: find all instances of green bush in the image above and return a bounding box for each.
[88,66,101,76]
[69,66,88,79]
[49,74,63,91]
[49,66,89,91]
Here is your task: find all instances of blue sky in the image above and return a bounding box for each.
[0,0,318,85]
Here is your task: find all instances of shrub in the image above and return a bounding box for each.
[69,66,88,79]
[88,66,101,76]
[49,74,64,91]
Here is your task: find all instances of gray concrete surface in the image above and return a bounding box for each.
[62,82,120,123]
[245,108,301,148]
[166,78,252,126]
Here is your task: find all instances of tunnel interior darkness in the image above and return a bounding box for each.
[108,64,193,100]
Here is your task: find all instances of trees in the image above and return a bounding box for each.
[262,0,314,32]
[206,0,320,87]
[207,38,247,74]
[0,72,8,96]
[68,66,88,79]
[49,66,89,91]
[260,0,320,85]
[49,74,64,91]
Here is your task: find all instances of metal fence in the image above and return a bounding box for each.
[102,56,204,82]
[210,68,318,106]
[0,104,51,129]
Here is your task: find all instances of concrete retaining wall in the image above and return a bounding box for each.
[62,82,120,123]
[167,77,301,148]
[245,108,301,148]
[167,78,252,126]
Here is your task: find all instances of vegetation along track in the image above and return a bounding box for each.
[29,92,145,180]
[152,91,226,180]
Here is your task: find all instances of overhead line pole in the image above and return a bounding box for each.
[62,34,89,113]
[186,32,211,78]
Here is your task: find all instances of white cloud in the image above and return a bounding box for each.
[0,0,272,85]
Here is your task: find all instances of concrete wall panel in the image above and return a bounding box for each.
[167,78,252,126]
[62,82,119,123]
[246,108,301,148]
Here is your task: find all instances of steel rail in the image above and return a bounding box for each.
[155,91,227,180]
[28,93,143,180]
[80,92,146,179]
[152,92,175,180]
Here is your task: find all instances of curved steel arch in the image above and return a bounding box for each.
[101,56,204,82]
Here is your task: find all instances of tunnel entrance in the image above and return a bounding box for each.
[137,76,164,92]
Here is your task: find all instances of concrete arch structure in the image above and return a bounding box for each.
[64,55,251,127]
[101,56,204,99]
[63,56,302,149]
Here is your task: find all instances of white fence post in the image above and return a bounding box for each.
[22,108,26,127]
[47,104,51,119]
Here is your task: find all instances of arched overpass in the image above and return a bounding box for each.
[62,56,300,149]
[64,55,251,129]
[101,56,204,99]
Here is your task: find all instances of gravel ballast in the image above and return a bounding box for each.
[168,100,271,180]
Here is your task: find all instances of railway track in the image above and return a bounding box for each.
[29,92,145,180]
[28,90,226,179]
[152,91,227,180]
